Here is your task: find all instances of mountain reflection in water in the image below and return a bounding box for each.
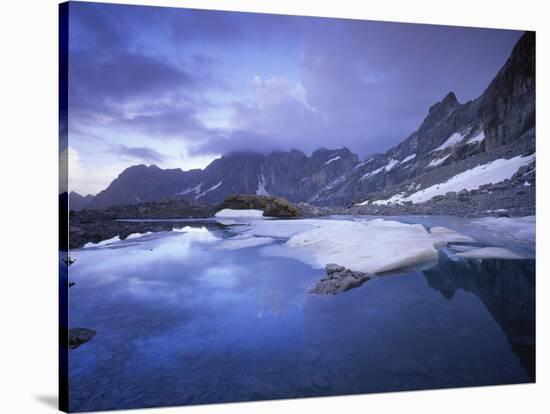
[424,253,535,379]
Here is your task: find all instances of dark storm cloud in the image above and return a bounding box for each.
[68,2,217,141]
[68,2,523,158]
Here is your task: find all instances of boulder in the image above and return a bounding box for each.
[69,328,96,349]
[217,194,301,217]
[310,264,371,295]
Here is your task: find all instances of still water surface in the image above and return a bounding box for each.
[67,218,535,412]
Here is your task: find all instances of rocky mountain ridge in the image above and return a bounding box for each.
[79,32,535,213]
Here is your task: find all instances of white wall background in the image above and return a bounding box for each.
[0,0,547,413]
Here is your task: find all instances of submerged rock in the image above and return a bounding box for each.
[310,263,371,295]
[69,328,96,349]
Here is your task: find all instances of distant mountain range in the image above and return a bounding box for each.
[68,191,96,211]
[72,32,535,211]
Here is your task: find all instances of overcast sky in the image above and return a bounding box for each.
[65,2,522,195]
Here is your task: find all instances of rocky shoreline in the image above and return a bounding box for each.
[66,189,535,250]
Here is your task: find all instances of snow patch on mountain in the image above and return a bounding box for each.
[324,155,341,165]
[364,153,535,205]
[467,130,485,144]
[196,181,223,199]
[432,131,468,152]
[354,155,376,170]
[360,158,399,181]
[177,183,202,196]
[256,174,270,196]
[428,154,451,167]
[400,153,416,164]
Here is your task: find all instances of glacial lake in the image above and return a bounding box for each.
[66,216,535,412]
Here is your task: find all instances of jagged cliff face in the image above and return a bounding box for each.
[88,166,203,209]
[314,32,535,207]
[479,32,536,151]
[88,147,358,208]
[85,32,535,210]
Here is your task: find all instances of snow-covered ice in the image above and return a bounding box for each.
[83,235,121,248]
[456,247,525,260]
[282,219,442,274]
[126,231,153,240]
[216,235,275,250]
[215,209,265,218]
[472,216,535,243]
[429,226,476,246]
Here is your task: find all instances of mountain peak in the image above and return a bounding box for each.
[428,91,458,115]
[442,91,458,105]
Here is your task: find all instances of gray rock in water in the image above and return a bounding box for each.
[310,265,371,295]
[69,328,96,349]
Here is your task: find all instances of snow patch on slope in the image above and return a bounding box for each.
[467,130,485,144]
[428,154,451,167]
[400,153,416,164]
[360,158,399,181]
[256,174,270,196]
[324,155,341,165]
[432,131,468,152]
[177,183,202,196]
[368,154,535,205]
[195,181,223,199]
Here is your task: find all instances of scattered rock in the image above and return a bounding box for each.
[310,263,371,295]
[69,328,96,349]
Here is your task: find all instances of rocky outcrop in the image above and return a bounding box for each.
[217,194,301,217]
[69,328,96,349]
[310,264,371,294]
